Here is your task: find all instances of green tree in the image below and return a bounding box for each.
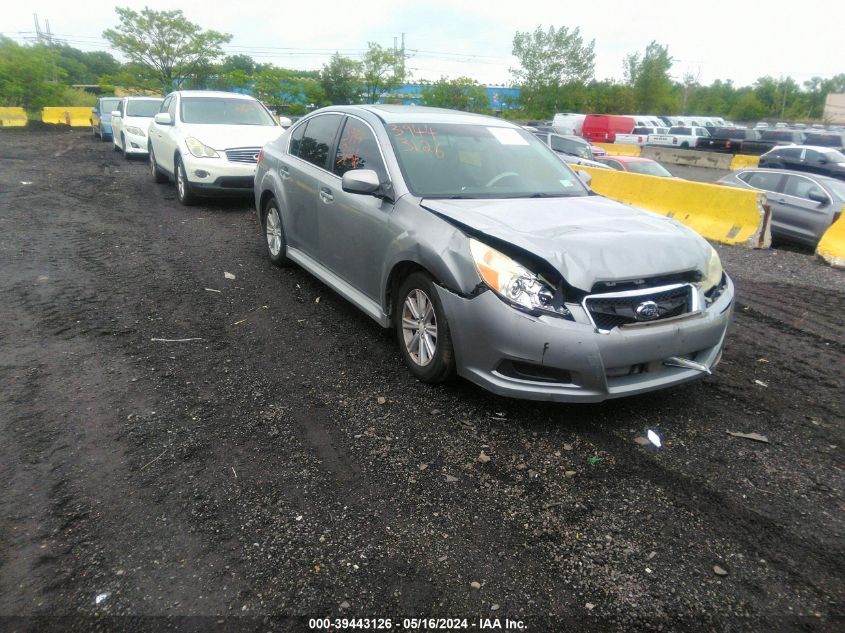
[625,41,676,112]
[421,77,489,113]
[102,7,231,93]
[730,90,767,121]
[361,43,405,104]
[53,44,120,85]
[0,37,66,110]
[321,53,363,105]
[510,25,595,116]
[254,66,325,114]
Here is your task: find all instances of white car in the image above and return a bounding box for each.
[111,96,164,158]
[148,90,282,205]
[648,126,711,149]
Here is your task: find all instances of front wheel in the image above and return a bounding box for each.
[175,156,196,206]
[395,272,456,384]
[262,197,291,267]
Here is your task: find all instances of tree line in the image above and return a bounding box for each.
[1,9,842,122]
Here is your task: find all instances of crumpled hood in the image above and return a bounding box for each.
[421,195,711,291]
[179,123,283,151]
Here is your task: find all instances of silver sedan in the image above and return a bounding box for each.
[717,168,845,247]
[255,105,733,402]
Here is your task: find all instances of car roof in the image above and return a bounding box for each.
[172,90,258,100]
[318,104,515,128]
[600,155,656,163]
[122,96,163,101]
[767,145,841,152]
[735,167,844,185]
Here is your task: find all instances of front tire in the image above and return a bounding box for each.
[262,197,291,267]
[175,156,196,206]
[121,134,129,159]
[100,125,109,142]
[149,145,167,183]
[395,272,456,384]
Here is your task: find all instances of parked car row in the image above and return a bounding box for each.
[98,92,740,402]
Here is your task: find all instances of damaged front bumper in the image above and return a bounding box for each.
[436,276,734,403]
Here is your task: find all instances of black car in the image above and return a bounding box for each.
[695,127,761,153]
[759,145,845,181]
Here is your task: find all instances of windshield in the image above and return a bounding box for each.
[823,178,845,200]
[549,135,591,159]
[180,97,277,126]
[100,99,120,112]
[823,149,845,161]
[625,161,673,177]
[713,128,745,139]
[387,122,589,199]
[805,134,844,147]
[126,99,163,117]
[669,127,692,134]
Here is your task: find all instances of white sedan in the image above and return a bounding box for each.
[111,97,164,158]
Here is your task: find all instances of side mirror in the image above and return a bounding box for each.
[111,110,121,118]
[277,116,293,128]
[154,112,173,126]
[808,190,829,205]
[574,169,592,186]
[341,169,381,195]
[817,157,828,164]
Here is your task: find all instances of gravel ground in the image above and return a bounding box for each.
[0,127,843,633]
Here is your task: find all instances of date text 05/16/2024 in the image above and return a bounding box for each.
[308,618,527,630]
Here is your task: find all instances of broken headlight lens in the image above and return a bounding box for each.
[701,248,724,292]
[185,137,219,158]
[469,238,566,316]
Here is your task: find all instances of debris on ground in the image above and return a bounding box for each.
[94,592,110,605]
[478,450,491,464]
[204,288,221,293]
[713,565,729,576]
[585,602,595,611]
[647,429,662,447]
[224,272,236,280]
[444,474,458,483]
[470,581,481,590]
[377,396,386,405]
[727,431,770,443]
[634,436,650,446]
[150,338,204,343]
[754,379,768,388]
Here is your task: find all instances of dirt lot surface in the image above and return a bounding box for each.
[1,127,843,633]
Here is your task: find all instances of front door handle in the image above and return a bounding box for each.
[319,188,334,203]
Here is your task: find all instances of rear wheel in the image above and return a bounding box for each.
[395,272,455,384]
[149,145,167,183]
[680,141,690,149]
[175,156,196,206]
[261,197,291,267]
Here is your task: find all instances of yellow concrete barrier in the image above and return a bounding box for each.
[816,206,845,268]
[41,106,93,127]
[729,154,760,170]
[576,166,771,248]
[594,142,641,157]
[0,107,28,127]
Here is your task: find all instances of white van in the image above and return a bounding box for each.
[552,113,586,135]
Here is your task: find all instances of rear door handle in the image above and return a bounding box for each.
[279,165,290,179]
[319,188,334,203]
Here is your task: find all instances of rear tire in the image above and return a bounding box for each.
[261,197,291,267]
[395,272,456,384]
[175,156,196,206]
[680,141,690,149]
[149,145,167,183]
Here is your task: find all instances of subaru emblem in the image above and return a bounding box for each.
[635,300,660,321]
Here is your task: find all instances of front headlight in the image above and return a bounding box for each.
[469,238,568,316]
[701,248,724,292]
[124,125,146,137]
[185,137,219,158]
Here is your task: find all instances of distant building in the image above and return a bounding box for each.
[824,93,845,124]
[382,84,521,113]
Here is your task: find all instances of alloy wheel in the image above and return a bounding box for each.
[401,289,438,367]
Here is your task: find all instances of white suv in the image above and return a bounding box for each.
[111,96,164,158]
[148,91,282,205]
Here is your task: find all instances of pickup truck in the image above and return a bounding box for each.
[740,130,806,155]
[615,126,669,146]
[695,127,761,153]
[647,126,711,149]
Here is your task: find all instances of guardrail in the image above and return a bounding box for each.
[816,207,845,268]
[575,165,771,248]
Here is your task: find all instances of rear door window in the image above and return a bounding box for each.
[739,171,784,192]
[297,114,343,170]
[288,122,306,157]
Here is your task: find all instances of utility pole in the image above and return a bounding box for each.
[33,14,43,43]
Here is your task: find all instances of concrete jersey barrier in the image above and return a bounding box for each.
[641,146,735,170]
[815,206,845,269]
[575,165,771,249]
[593,142,641,157]
[0,107,28,127]
[729,154,761,170]
[41,107,93,127]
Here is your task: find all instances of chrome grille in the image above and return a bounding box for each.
[583,283,696,332]
[225,147,261,164]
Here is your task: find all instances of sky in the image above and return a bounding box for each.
[3,0,843,88]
